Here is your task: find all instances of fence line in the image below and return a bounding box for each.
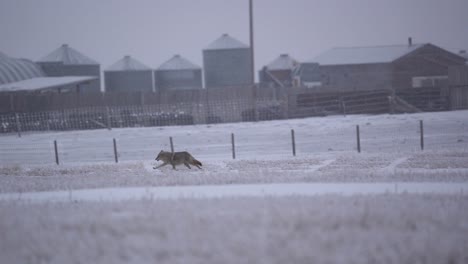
[0,89,400,135]
[1,119,454,166]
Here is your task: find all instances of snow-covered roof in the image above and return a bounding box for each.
[0,54,45,85]
[0,76,98,92]
[266,54,299,70]
[204,34,249,50]
[38,44,99,65]
[157,55,201,71]
[105,55,151,71]
[312,44,425,66]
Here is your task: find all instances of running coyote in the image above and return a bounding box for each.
[153,150,203,170]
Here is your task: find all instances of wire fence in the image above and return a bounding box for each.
[0,99,289,135]
[1,116,467,166]
[1,87,458,136]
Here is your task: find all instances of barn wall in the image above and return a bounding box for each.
[319,63,393,91]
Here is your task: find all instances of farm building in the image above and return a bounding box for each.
[259,54,298,88]
[203,34,252,89]
[293,62,321,88]
[104,55,153,92]
[311,39,466,91]
[154,55,202,91]
[0,51,97,95]
[37,44,101,92]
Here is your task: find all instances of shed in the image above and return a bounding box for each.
[104,55,153,92]
[259,54,298,88]
[203,34,252,89]
[155,55,202,91]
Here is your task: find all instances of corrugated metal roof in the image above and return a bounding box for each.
[38,44,99,65]
[105,55,152,71]
[266,54,299,70]
[312,44,425,65]
[0,76,98,92]
[0,54,45,85]
[204,34,249,50]
[157,55,201,70]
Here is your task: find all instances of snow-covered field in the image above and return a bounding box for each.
[1,195,467,264]
[1,111,468,263]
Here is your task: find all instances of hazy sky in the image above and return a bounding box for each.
[1,0,467,75]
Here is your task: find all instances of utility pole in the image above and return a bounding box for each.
[249,0,259,121]
[249,0,255,84]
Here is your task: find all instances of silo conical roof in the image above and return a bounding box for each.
[204,34,249,50]
[157,55,201,70]
[38,44,99,65]
[105,55,152,71]
[266,54,299,70]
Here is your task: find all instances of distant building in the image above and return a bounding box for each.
[155,55,202,91]
[203,34,252,89]
[104,55,153,92]
[0,51,97,94]
[293,62,321,88]
[310,39,467,91]
[37,44,101,92]
[0,52,44,86]
[259,54,298,88]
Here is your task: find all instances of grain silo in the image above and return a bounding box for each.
[259,54,298,88]
[37,44,101,92]
[203,34,252,89]
[104,55,153,92]
[154,54,202,91]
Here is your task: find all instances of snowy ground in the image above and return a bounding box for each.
[1,111,468,263]
[1,151,468,193]
[1,194,467,264]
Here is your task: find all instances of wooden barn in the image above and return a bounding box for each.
[311,39,466,91]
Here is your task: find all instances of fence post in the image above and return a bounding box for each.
[54,140,59,165]
[291,129,296,156]
[113,138,118,163]
[15,113,21,138]
[231,133,236,159]
[169,137,174,153]
[420,120,424,151]
[356,125,361,153]
[106,106,111,130]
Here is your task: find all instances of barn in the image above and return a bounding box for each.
[37,44,101,92]
[311,39,466,91]
[104,55,153,92]
[154,55,202,91]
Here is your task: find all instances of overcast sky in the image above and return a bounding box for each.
[1,0,467,75]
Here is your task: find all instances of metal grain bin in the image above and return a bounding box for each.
[37,44,101,92]
[104,55,153,92]
[203,34,252,89]
[155,55,202,91]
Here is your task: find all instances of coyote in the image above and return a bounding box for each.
[153,150,203,170]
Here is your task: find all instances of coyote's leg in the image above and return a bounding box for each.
[153,162,168,169]
[184,163,192,169]
[171,163,176,170]
[195,164,202,169]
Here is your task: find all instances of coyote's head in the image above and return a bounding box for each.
[155,150,164,161]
